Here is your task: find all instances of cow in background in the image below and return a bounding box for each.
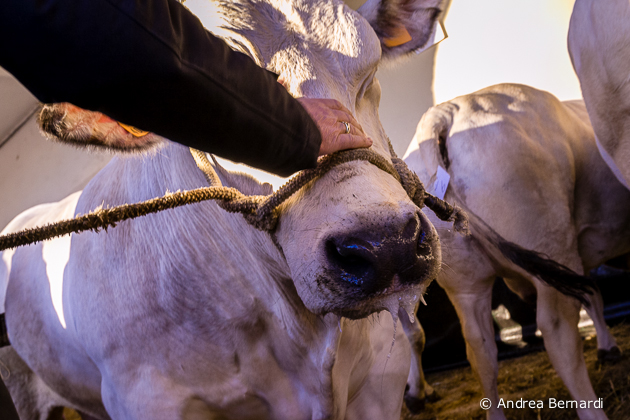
[568,0,630,190]
[404,83,630,420]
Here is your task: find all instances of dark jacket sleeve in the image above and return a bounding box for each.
[0,0,322,176]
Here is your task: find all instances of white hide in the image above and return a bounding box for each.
[0,192,80,321]
[404,84,630,420]
[568,0,630,189]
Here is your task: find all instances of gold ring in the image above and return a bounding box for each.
[341,121,351,134]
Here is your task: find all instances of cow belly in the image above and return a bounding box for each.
[5,243,107,417]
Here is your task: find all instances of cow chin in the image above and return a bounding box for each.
[317,277,436,321]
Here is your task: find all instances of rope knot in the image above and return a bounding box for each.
[391,157,426,207]
[244,210,280,231]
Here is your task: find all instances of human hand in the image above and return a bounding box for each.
[296,98,373,156]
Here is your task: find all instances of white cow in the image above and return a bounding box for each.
[404,83,630,420]
[0,0,448,419]
[568,0,630,190]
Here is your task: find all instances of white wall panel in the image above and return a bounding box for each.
[434,0,581,103]
[377,49,437,156]
[0,68,39,146]
[0,115,112,229]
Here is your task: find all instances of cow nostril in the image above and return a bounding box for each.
[325,239,374,286]
[417,229,430,254]
[401,213,431,256]
[402,215,420,241]
[415,214,432,257]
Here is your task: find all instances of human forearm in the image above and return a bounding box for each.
[0,0,322,176]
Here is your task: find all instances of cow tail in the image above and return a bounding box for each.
[494,239,594,306]
[432,173,593,308]
[451,195,594,306]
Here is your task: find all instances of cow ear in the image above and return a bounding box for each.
[38,103,164,152]
[357,0,445,60]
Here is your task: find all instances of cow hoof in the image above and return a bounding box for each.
[404,394,426,414]
[597,346,622,365]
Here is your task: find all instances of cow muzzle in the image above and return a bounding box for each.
[323,210,439,297]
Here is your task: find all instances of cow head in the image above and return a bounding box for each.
[38,0,444,320]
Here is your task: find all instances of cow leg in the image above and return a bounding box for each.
[583,290,621,364]
[0,346,70,420]
[345,315,411,420]
[446,277,505,420]
[100,371,220,420]
[399,308,437,414]
[535,285,607,420]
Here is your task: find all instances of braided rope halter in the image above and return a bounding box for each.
[0,146,468,252]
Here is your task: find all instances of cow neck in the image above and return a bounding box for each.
[124,145,293,316]
[185,151,347,386]
[188,148,287,258]
[158,148,346,399]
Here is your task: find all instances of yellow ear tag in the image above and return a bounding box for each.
[383,26,412,47]
[118,122,149,137]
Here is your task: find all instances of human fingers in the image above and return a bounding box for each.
[332,110,364,134]
[296,97,372,155]
[323,100,361,127]
[299,98,361,127]
[308,98,346,111]
[337,120,361,137]
[332,133,373,153]
[318,121,372,155]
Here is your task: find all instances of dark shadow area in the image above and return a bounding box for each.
[418,265,630,373]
